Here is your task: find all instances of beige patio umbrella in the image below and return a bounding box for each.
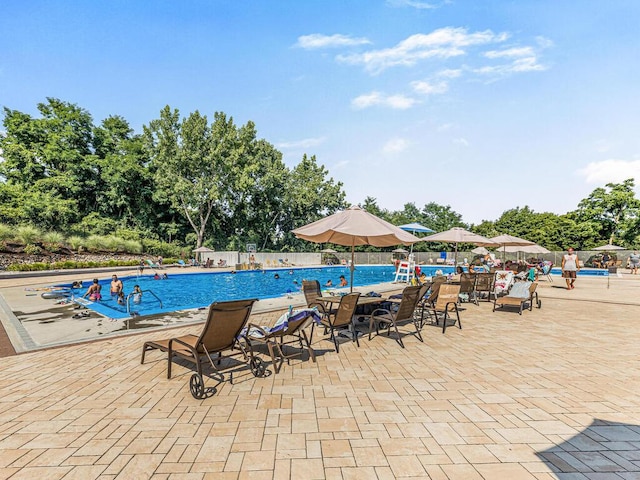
[292,206,420,291]
[593,243,625,251]
[421,227,497,264]
[503,244,550,254]
[490,234,535,264]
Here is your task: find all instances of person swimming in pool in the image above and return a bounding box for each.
[83,279,102,301]
[325,279,333,287]
[274,273,280,279]
[339,275,348,287]
[117,291,126,306]
[132,285,142,304]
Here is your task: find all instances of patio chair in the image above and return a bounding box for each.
[538,262,553,282]
[368,285,423,348]
[245,308,321,374]
[302,280,336,319]
[423,284,462,334]
[140,298,264,399]
[473,272,495,302]
[459,272,477,305]
[318,292,361,353]
[493,281,541,315]
[176,259,188,268]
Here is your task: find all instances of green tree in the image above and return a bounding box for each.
[281,154,347,250]
[571,179,640,246]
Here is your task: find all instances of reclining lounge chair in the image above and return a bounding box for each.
[493,281,541,315]
[140,298,264,399]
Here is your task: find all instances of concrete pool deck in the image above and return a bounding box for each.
[0,270,639,479]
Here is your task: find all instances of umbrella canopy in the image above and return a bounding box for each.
[392,248,409,253]
[471,246,489,255]
[398,223,434,234]
[292,206,420,291]
[593,243,625,251]
[490,234,535,264]
[489,234,535,247]
[320,248,337,253]
[421,227,497,264]
[192,246,215,253]
[503,244,551,254]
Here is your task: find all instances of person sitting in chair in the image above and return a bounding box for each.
[601,252,611,268]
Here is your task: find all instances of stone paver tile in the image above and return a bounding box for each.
[340,466,378,479]
[475,462,538,479]
[321,439,352,458]
[113,453,164,479]
[455,444,499,464]
[27,447,77,467]
[194,436,234,463]
[440,463,484,479]
[386,455,427,477]
[6,466,72,480]
[290,458,324,479]
[352,446,388,467]
[60,465,109,479]
[424,422,466,445]
[240,450,275,471]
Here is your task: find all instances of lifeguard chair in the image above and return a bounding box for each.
[394,260,414,283]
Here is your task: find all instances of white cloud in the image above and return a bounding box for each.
[411,80,448,95]
[437,123,454,132]
[337,27,509,74]
[383,137,410,153]
[437,68,462,78]
[578,159,640,185]
[484,46,535,59]
[276,137,326,150]
[351,91,417,109]
[453,137,469,147]
[333,160,350,169]
[474,56,546,76]
[386,0,444,9]
[295,34,371,49]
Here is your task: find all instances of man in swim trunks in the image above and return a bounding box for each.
[111,275,123,296]
[83,279,102,301]
[561,247,580,290]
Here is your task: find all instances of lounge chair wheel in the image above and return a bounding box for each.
[190,373,207,399]
[250,357,267,377]
[537,300,542,308]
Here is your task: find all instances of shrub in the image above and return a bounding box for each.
[124,239,143,254]
[15,225,42,245]
[66,236,85,251]
[141,239,182,257]
[23,244,43,255]
[0,224,14,241]
[85,235,109,252]
[42,231,65,245]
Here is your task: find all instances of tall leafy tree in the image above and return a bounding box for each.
[145,107,224,248]
[571,179,640,246]
[281,154,347,249]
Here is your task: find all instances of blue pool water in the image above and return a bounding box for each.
[63,265,453,319]
[61,264,607,319]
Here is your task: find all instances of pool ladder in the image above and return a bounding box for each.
[126,289,163,316]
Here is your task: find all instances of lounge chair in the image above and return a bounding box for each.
[176,259,188,268]
[493,270,514,297]
[245,308,321,373]
[318,292,361,353]
[146,259,163,269]
[368,285,423,348]
[493,281,541,315]
[140,298,264,399]
[423,284,462,333]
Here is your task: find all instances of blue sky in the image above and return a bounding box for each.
[2,0,640,224]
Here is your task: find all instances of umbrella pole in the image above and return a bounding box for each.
[350,244,355,293]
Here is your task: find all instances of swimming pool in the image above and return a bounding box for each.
[60,265,607,320]
[63,265,454,319]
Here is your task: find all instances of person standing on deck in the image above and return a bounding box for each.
[561,247,580,290]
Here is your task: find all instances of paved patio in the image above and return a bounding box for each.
[0,273,639,479]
